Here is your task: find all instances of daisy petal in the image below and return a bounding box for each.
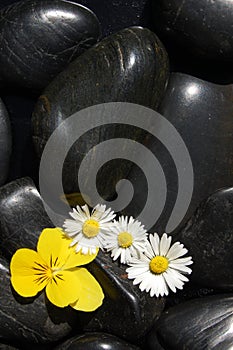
[169,262,192,274]
[166,242,188,260]
[149,233,160,256]
[159,233,172,256]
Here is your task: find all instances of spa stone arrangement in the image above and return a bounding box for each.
[0,0,233,349]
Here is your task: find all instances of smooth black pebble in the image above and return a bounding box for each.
[0,0,101,90]
[83,250,165,342]
[156,73,233,232]
[152,0,233,62]
[148,294,233,349]
[0,177,53,260]
[55,332,140,349]
[178,187,233,289]
[32,26,169,199]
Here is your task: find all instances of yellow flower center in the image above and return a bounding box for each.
[149,256,169,274]
[83,219,100,238]
[118,232,133,248]
[33,260,63,286]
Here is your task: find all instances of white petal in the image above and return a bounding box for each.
[170,256,193,265]
[159,233,172,256]
[149,233,160,256]
[163,269,184,292]
[150,274,167,297]
[166,242,188,260]
[169,268,189,282]
[144,240,155,259]
[169,260,192,274]
[112,248,122,261]
[82,204,91,219]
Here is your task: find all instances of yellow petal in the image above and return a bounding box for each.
[10,248,48,297]
[45,270,81,308]
[70,268,104,312]
[37,228,72,268]
[64,248,98,269]
[37,228,97,269]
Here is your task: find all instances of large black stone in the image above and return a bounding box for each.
[0,98,11,185]
[152,0,233,62]
[0,0,101,91]
[83,250,165,342]
[0,256,78,346]
[55,332,140,350]
[178,187,233,289]
[119,73,233,232]
[153,73,233,232]
[0,177,53,260]
[32,27,169,200]
[151,294,233,349]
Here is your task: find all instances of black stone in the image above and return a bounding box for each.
[153,73,233,232]
[152,0,233,62]
[0,98,11,185]
[152,294,233,350]
[82,250,165,342]
[0,256,78,345]
[178,187,233,290]
[32,26,169,199]
[55,332,140,350]
[0,0,153,38]
[0,0,101,91]
[145,331,165,350]
[0,177,53,260]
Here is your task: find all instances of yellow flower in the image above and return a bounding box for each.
[10,228,104,311]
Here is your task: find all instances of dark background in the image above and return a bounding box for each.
[0,0,232,187]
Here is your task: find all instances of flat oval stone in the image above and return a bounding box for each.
[151,294,233,349]
[32,26,169,197]
[0,98,11,185]
[55,332,140,349]
[152,0,233,62]
[0,256,78,345]
[0,0,101,90]
[155,73,233,232]
[0,177,53,260]
[178,187,233,289]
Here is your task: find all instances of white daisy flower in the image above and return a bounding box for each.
[63,204,116,254]
[104,216,148,264]
[126,233,193,297]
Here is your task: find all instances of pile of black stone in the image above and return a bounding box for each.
[0,0,232,349]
